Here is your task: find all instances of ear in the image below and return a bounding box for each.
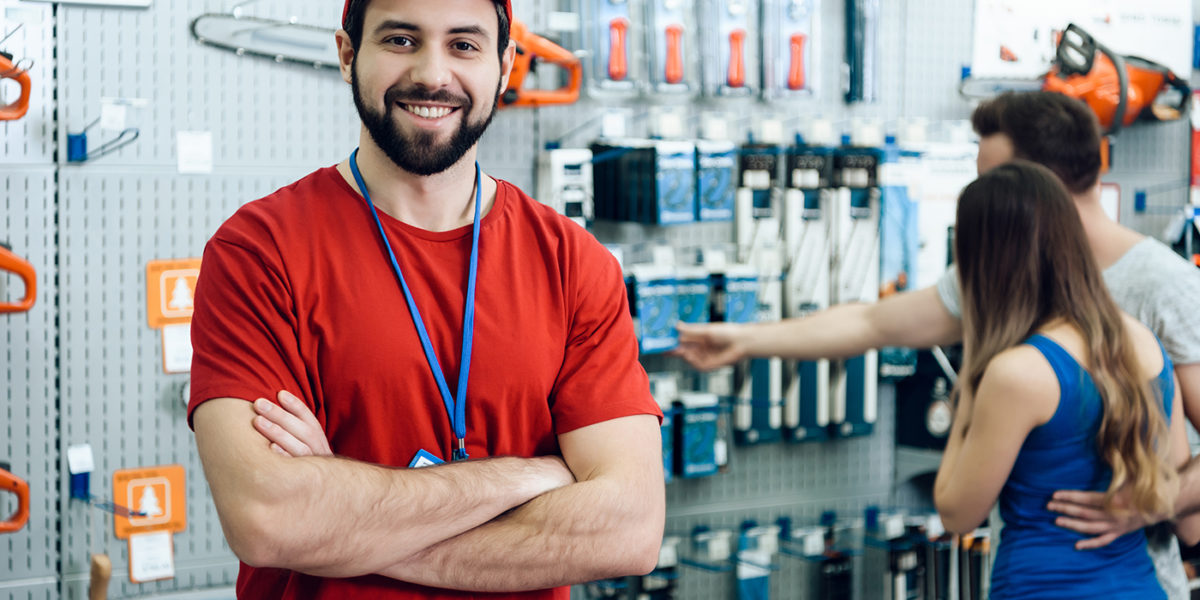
[498,39,516,95]
[336,29,355,85]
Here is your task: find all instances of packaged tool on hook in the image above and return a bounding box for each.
[762,0,820,100]
[646,0,698,96]
[587,0,643,97]
[700,0,758,97]
[67,118,139,163]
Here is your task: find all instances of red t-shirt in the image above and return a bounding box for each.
[188,166,658,599]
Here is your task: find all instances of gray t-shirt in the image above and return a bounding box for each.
[935,237,1200,599]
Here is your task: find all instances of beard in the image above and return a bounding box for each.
[351,57,501,177]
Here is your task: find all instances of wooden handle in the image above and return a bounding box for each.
[89,554,111,600]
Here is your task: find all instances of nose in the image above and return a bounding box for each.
[408,46,453,90]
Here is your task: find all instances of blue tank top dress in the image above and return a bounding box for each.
[989,334,1175,600]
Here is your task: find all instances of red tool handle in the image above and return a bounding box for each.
[0,468,29,534]
[0,55,31,121]
[665,24,684,84]
[788,32,807,90]
[0,245,36,314]
[727,29,746,88]
[608,18,629,81]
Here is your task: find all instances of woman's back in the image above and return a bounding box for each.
[990,318,1173,600]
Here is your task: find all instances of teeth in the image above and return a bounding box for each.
[404,105,452,119]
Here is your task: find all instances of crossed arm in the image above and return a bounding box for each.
[195,393,664,589]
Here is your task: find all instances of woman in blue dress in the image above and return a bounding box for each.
[933,160,1192,599]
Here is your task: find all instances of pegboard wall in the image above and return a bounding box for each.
[0,1,1191,600]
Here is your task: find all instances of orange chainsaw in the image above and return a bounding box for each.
[1042,23,1190,136]
[500,20,581,109]
[0,463,29,534]
[0,243,36,313]
[0,50,31,121]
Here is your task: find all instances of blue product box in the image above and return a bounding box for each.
[655,141,697,225]
[675,267,712,324]
[675,393,721,478]
[629,266,679,353]
[696,140,737,222]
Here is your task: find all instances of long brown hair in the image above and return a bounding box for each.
[955,160,1175,519]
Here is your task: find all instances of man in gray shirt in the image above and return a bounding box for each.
[676,91,1200,598]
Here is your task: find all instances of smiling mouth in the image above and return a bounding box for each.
[399,103,458,119]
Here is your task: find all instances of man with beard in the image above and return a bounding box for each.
[186,1,665,598]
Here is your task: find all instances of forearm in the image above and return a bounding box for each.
[195,399,567,577]
[740,287,962,361]
[934,401,972,531]
[246,455,564,576]
[380,474,664,591]
[1172,455,1200,519]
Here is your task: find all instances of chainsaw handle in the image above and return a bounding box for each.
[0,245,36,314]
[0,54,31,121]
[0,468,30,534]
[501,21,582,108]
[1054,23,1128,137]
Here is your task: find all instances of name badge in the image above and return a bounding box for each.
[408,449,445,469]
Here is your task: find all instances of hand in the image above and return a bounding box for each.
[1047,489,1164,550]
[672,322,746,371]
[526,456,577,496]
[252,391,333,457]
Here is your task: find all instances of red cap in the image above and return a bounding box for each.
[342,0,513,29]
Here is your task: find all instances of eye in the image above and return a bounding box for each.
[385,36,414,48]
[453,41,479,52]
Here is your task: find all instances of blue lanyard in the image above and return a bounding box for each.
[348,149,480,461]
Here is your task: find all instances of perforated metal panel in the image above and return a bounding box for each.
[2,0,1195,598]
[55,171,297,599]
[0,168,59,598]
[0,2,55,164]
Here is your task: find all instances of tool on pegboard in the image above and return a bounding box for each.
[0,242,36,314]
[190,9,339,70]
[66,117,140,163]
[0,24,32,121]
[66,445,146,519]
[89,553,111,600]
[499,20,582,109]
[587,0,640,96]
[763,0,818,100]
[0,461,30,534]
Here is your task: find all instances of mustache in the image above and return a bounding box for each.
[383,85,471,108]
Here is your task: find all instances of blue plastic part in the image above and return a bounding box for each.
[69,472,89,500]
[67,133,88,162]
[1135,190,1147,213]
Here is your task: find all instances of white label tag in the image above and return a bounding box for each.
[99,102,127,131]
[161,323,192,374]
[129,531,175,583]
[176,131,213,174]
[67,444,94,474]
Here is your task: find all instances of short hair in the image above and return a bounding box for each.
[342,0,510,59]
[971,91,1102,194]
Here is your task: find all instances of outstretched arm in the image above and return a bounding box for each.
[194,394,575,578]
[674,285,962,371]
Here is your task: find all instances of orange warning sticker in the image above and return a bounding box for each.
[146,259,201,328]
[113,464,186,540]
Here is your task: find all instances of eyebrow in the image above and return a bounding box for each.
[373,20,492,40]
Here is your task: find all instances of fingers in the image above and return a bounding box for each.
[1075,532,1119,551]
[1054,515,1115,536]
[1051,490,1108,508]
[253,398,316,457]
[1046,500,1111,523]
